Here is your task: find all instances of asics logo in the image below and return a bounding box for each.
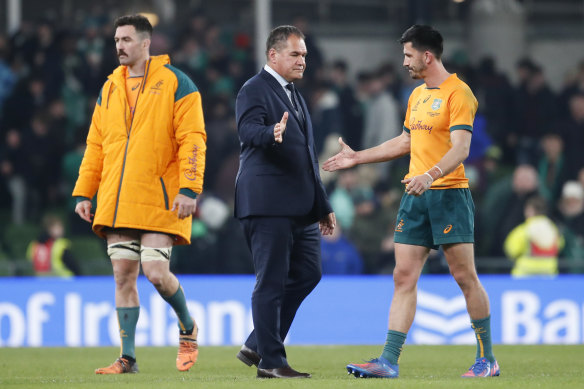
[443,224,453,234]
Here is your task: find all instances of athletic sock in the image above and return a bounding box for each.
[117,307,140,359]
[162,285,195,334]
[471,315,495,363]
[380,330,407,365]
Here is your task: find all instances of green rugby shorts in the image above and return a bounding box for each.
[393,188,474,249]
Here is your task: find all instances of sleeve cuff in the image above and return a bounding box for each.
[75,196,91,204]
[179,188,198,199]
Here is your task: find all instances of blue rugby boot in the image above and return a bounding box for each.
[346,356,399,378]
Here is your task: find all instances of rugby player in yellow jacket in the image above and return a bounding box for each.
[324,25,498,378]
[73,14,206,374]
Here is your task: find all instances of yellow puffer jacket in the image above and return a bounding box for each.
[73,55,206,245]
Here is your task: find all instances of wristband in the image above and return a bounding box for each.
[426,165,443,181]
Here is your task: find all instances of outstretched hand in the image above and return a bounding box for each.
[322,137,357,172]
[274,112,288,143]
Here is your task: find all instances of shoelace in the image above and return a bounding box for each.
[178,339,197,355]
[470,359,488,374]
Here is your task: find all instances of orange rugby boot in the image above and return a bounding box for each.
[176,325,199,372]
[95,357,139,374]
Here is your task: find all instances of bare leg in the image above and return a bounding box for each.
[388,243,430,332]
[443,243,489,320]
[140,232,179,297]
[106,230,141,307]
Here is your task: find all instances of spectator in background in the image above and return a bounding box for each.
[557,60,584,118]
[321,224,364,275]
[0,129,29,224]
[504,196,563,276]
[536,134,568,206]
[360,68,401,181]
[329,60,364,150]
[478,164,540,257]
[24,111,63,219]
[473,57,515,166]
[556,92,584,180]
[377,62,403,104]
[0,35,17,117]
[310,80,342,154]
[2,76,47,130]
[512,59,556,165]
[27,214,80,277]
[556,181,584,270]
[293,15,323,83]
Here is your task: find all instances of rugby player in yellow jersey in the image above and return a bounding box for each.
[323,25,499,379]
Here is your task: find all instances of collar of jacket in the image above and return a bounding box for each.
[108,54,171,90]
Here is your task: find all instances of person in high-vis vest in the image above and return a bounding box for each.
[27,215,80,277]
[504,195,564,276]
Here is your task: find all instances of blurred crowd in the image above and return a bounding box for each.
[0,8,583,276]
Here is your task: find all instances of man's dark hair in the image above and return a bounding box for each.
[114,14,153,38]
[266,25,305,57]
[399,24,443,59]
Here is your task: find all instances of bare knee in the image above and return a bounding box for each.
[450,266,479,293]
[143,268,166,289]
[393,266,419,292]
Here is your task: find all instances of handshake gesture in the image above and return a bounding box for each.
[274,112,288,143]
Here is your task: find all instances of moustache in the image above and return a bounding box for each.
[118,51,127,57]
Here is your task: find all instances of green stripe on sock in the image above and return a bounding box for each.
[117,307,139,359]
[471,315,495,363]
[381,330,407,365]
[162,285,194,332]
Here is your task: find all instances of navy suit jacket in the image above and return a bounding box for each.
[234,69,332,221]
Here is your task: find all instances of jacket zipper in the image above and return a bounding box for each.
[112,59,152,227]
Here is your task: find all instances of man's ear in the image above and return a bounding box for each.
[425,51,432,64]
[268,48,277,64]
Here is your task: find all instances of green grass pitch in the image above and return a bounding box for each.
[1,345,583,388]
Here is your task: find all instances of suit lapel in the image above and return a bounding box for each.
[259,70,306,129]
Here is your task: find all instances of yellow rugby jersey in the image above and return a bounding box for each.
[403,74,477,189]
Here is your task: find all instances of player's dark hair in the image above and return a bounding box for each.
[266,25,305,57]
[114,14,153,37]
[399,24,443,59]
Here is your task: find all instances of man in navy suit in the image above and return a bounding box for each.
[234,25,336,379]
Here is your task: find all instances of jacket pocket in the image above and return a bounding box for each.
[160,177,169,210]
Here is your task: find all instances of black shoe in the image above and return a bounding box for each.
[257,365,311,379]
[236,345,260,367]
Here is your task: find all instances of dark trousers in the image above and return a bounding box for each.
[239,216,322,368]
